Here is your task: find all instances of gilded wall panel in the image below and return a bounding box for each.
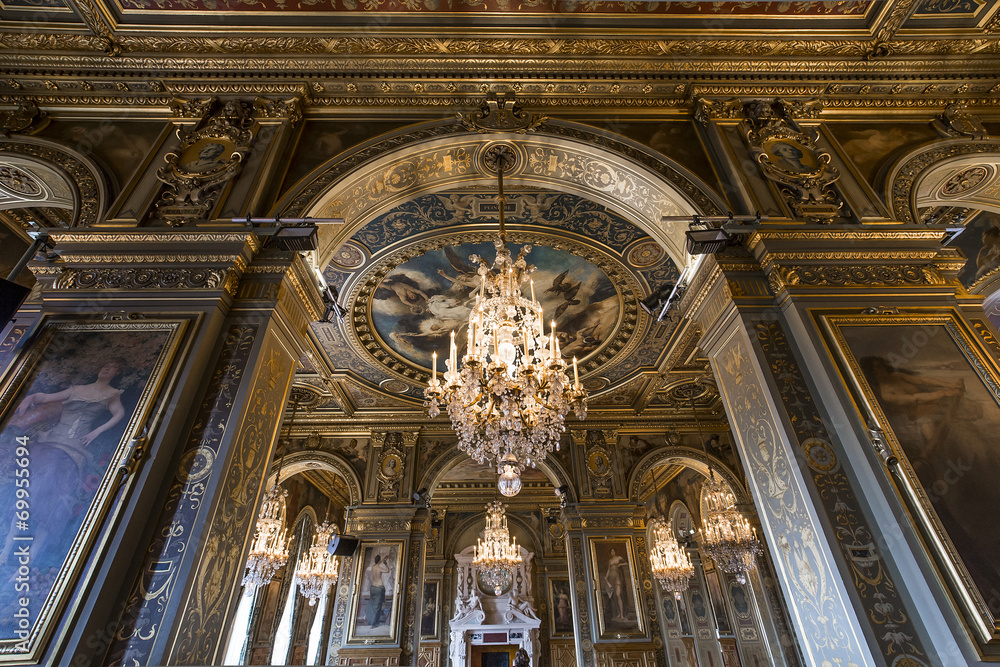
[711,328,874,667]
[104,324,259,665]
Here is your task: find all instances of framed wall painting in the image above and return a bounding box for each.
[588,536,644,639]
[822,312,1000,647]
[547,577,573,638]
[420,581,439,640]
[0,319,185,662]
[347,541,404,643]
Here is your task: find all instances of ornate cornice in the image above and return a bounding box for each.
[766,264,943,293]
[2,37,1000,74]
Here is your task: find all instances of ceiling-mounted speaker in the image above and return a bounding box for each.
[0,279,30,329]
[327,536,360,557]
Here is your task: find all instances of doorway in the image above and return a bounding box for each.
[470,643,517,667]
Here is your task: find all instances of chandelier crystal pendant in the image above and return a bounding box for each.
[424,145,587,496]
[295,520,341,606]
[649,518,695,600]
[242,480,290,592]
[700,473,762,585]
[473,500,523,595]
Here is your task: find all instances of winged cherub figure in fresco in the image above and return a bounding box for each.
[437,246,480,299]
[545,270,582,319]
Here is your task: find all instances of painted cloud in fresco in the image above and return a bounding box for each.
[371,241,620,370]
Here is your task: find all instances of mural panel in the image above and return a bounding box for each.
[589,536,643,639]
[0,321,181,660]
[348,541,403,643]
[827,314,1000,639]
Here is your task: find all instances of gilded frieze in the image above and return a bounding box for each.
[766,264,942,293]
[52,266,233,292]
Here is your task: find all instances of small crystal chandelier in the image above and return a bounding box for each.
[682,386,761,585]
[242,480,290,592]
[649,503,694,599]
[242,400,298,592]
[295,519,341,606]
[700,473,761,585]
[424,144,587,496]
[473,500,523,595]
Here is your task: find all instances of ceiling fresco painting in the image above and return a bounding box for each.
[372,240,620,370]
[312,190,682,406]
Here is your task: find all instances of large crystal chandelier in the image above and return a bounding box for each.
[650,518,695,600]
[424,145,587,496]
[473,500,523,595]
[701,473,761,584]
[242,480,290,591]
[295,519,341,606]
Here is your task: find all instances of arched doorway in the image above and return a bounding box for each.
[632,448,793,667]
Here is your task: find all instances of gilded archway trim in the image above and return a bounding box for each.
[267,450,364,507]
[626,445,748,505]
[0,135,108,227]
[885,137,1000,224]
[419,446,577,505]
[444,510,543,562]
[274,118,725,269]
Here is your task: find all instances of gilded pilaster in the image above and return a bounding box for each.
[686,225,980,666]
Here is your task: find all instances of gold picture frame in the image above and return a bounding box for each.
[547,577,574,638]
[0,318,186,663]
[347,540,405,644]
[419,580,439,640]
[821,311,1000,651]
[588,536,644,639]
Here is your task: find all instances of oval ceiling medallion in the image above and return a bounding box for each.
[352,230,641,381]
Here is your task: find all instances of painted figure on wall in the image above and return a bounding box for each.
[366,554,391,627]
[591,538,642,636]
[350,543,401,640]
[548,578,573,636]
[844,323,1000,617]
[0,328,168,641]
[420,581,438,638]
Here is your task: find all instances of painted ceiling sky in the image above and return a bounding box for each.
[314,190,681,404]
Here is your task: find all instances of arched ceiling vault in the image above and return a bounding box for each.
[292,121,725,410]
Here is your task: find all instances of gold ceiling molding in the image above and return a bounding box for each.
[3,34,1000,66]
[290,125,712,269]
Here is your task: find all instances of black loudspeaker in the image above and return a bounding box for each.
[327,536,360,557]
[0,278,30,329]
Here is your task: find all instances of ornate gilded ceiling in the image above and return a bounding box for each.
[311,190,681,408]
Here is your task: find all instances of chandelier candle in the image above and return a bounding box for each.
[424,145,587,497]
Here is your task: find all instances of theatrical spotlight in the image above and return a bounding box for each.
[320,285,348,324]
[639,283,677,316]
[683,213,762,255]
